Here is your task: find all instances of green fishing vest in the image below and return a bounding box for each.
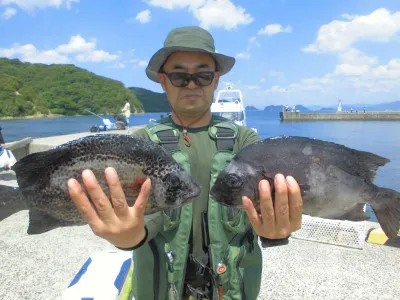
[131,120,262,300]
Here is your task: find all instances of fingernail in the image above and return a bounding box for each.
[105,166,116,175]
[260,180,269,191]
[275,173,284,185]
[82,169,93,178]
[242,196,248,207]
[286,176,296,186]
[67,179,75,190]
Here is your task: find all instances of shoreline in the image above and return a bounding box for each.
[0,112,153,121]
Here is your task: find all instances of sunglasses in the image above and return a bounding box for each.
[161,71,216,87]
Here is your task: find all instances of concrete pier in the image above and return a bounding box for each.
[280,111,400,121]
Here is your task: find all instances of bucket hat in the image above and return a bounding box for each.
[146,26,235,83]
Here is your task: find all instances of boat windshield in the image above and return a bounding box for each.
[216,91,241,103]
[213,111,244,121]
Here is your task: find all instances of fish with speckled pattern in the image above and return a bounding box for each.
[211,136,400,239]
[1,134,200,234]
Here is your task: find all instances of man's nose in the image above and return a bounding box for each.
[186,79,198,89]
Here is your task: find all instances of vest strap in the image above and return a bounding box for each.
[215,127,236,151]
[155,129,180,151]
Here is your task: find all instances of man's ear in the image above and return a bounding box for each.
[158,73,167,91]
[214,72,220,91]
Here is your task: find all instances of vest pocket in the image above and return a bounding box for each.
[162,208,181,232]
[221,207,247,234]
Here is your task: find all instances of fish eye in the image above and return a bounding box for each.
[225,174,243,189]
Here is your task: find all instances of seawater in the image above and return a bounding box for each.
[2,110,400,221]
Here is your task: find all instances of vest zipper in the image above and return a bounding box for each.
[236,245,246,300]
[178,246,190,299]
[149,240,160,300]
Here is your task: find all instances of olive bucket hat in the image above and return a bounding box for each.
[146,26,235,83]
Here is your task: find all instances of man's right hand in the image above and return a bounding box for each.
[67,167,151,249]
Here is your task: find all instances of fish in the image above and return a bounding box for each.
[1,134,200,234]
[210,136,400,239]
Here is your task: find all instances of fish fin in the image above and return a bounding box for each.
[368,187,400,239]
[12,147,70,189]
[336,204,370,221]
[0,186,26,221]
[27,209,74,235]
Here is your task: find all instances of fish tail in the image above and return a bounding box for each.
[0,185,26,222]
[368,187,400,239]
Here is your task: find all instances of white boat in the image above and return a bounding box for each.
[211,83,257,132]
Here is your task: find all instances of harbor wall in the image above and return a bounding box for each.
[280,111,400,121]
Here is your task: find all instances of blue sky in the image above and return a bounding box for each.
[0,0,399,109]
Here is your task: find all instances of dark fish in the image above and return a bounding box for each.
[210,136,400,239]
[1,134,200,234]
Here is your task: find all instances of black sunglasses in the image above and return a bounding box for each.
[161,71,216,87]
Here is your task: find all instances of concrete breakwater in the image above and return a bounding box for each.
[280,111,400,121]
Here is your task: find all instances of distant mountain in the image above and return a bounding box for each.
[245,106,259,111]
[128,87,171,113]
[366,101,400,111]
[264,104,311,112]
[263,105,283,112]
[0,58,143,117]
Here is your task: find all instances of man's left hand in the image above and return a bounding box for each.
[243,174,303,239]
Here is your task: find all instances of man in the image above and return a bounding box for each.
[121,100,131,125]
[68,26,303,300]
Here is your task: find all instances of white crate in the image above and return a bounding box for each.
[291,215,366,249]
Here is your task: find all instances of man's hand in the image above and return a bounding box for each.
[67,167,151,248]
[243,174,303,239]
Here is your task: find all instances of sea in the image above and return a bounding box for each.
[1,110,400,221]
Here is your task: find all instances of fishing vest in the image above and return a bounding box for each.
[131,119,262,300]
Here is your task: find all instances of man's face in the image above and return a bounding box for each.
[158,51,220,118]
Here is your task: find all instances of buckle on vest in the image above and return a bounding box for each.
[215,131,237,139]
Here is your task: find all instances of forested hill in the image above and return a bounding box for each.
[0,58,143,117]
[128,87,171,112]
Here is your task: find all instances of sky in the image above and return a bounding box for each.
[0,0,400,109]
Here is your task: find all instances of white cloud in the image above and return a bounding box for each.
[258,24,293,36]
[235,51,250,59]
[371,58,400,79]
[334,48,378,76]
[264,85,289,94]
[146,0,253,30]
[246,85,260,90]
[136,9,151,23]
[303,8,400,53]
[260,77,265,83]
[56,35,95,53]
[76,50,118,62]
[268,70,285,80]
[129,59,148,68]
[0,0,80,11]
[192,0,253,30]
[1,7,17,19]
[0,43,69,63]
[1,35,118,64]
[235,35,260,60]
[145,0,204,10]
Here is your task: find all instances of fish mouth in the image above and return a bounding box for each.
[186,184,201,199]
